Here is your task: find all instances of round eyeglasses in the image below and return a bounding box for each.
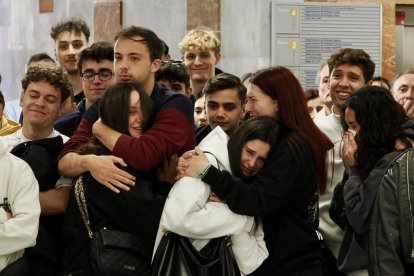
[81,69,113,81]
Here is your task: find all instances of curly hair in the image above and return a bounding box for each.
[21,67,72,104]
[327,48,375,84]
[50,17,90,42]
[179,27,221,55]
[343,86,411,179]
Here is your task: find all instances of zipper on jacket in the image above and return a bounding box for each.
[405,152,414,260]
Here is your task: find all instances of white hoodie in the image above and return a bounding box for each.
[0,139,40,271]
[154,127,268,275]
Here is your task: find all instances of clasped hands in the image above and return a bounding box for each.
[176,148,222,203]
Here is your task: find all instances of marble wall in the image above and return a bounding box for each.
[2,0,414,101]
[220,0,272,78]
[122,0,187,60]
[0,0,93,101]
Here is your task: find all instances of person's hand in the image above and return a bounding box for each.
[157,154,178,184]
[400,99,414,118]
[5,211,12,220]
[342,131,357,173]
[176,147,210,180]
[395,137,414,150]
[87,155,136,193]
[208,193,224,203]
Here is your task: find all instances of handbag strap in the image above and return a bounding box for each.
[203,150,220,171]
[74,176,94,238]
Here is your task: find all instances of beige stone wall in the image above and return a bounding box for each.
[187,0,220,38]
[306,0,414,81]
[94,0,122,43]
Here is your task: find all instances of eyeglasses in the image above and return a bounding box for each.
[81,69,113,81]
[161,60,183,66]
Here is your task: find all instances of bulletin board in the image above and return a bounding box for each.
[271,2,382,89]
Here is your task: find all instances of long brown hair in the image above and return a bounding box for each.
[251,66,333,194]
[77,82,154,155]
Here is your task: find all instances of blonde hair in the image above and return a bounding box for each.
[179,27,221,55]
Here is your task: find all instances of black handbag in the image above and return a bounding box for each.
[151,230,240,276]
[74,177,151,276]
[151,150,239,276]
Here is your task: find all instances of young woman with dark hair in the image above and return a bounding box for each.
[342,86,412,179]
[177,66,333,275]
[334,86,414,274]
[59,82,166,276]
[156,116,280,275]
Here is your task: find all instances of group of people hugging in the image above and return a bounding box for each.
[0,16,413,276]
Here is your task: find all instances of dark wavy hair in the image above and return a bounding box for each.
[50,17,90,42]
[343,86,411,179]
[327,48,375,84]
[250,66,333,194]
[77,82,154,155]
[21,67,72,104]
[228,116,281,178]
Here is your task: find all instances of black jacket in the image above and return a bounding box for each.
[59,164,170,275]
[202,134,321,275]
[368,148,414,275]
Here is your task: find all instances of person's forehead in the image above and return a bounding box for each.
[82,59,113,68]
[56,31,87,42]
[333,63,363,73]
[184,48,215,55]
[115,36,149,53]
[26,81,61,97]
[206,89,241,103]
[395,74,414,86]
[116,36,145,47]
[321,64,329,76]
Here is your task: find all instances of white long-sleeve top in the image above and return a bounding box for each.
[154,127,268,275]
[0,139,40,271]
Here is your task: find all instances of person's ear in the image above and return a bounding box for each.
[19,91,24,107]
[366,80,373,86]
[186,87,192,97]
[151,59,161,73]
[215,53,221,65]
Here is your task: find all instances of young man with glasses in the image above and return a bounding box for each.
[54,42,115,137]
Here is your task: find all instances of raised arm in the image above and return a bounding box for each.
[180,137,302,217]
[58,116,136,193]
[107,101,195,171]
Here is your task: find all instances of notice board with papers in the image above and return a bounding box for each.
[271,2,382,89]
